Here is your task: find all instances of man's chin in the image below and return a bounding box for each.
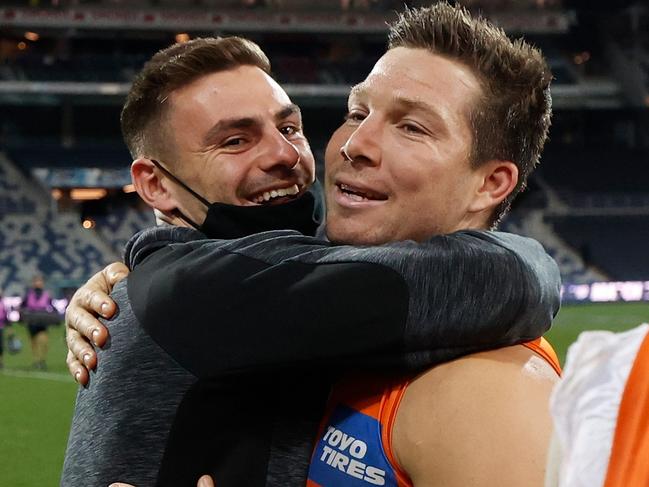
[325,221,386,246]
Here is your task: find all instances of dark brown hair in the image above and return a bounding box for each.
[121,36,271,161]
[388,2,552,226]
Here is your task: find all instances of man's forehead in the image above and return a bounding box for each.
[168,68,297,122]
[348,49,481,123]
[356,49,480,94]
[170,65,291,106]
[349,68,439,105]
[349,74,454,119]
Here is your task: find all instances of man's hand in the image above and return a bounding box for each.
[197,476,214,487]
[108,474,214,487]
[65,262,129,386]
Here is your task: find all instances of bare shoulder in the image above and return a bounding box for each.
[393,345,559,487]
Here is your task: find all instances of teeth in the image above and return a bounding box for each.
[254,184,300,203]
[339,183,384,201]
[340,184,367,200]
[347,192,367,201]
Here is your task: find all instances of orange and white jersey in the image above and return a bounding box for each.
[308,338,560,487]
[550,323,649,487]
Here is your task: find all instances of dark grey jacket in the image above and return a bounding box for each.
[61,226,560,487]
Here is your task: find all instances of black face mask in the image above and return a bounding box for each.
[150,159,323,239]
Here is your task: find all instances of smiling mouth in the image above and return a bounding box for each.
[250,184,301,205]
[337,183,388,202]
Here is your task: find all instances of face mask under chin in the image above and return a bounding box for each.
[150,158,322,239]
[196,189,322,239]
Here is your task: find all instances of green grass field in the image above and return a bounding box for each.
[0,322,77,487]
[546,302,649,364]
[1,302,648,485]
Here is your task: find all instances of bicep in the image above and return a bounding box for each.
[393,346,557,487]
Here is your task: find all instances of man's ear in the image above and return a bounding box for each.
[131,158,178,212]
[468,160,519,214]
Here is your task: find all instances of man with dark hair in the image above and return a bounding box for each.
[119,36,314,236]
[64,4,559,486]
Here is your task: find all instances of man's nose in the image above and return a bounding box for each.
[257,129,301,171]
[340,116,381,167]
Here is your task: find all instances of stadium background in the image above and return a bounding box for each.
[0,0,648,484]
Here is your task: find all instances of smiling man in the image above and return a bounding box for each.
[62,6,559,486]
[326,52,489,244]
[308,8,560,486]
[122,44,317,237]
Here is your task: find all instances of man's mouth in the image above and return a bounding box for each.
[336,183,388,202]
[250,184,301,205]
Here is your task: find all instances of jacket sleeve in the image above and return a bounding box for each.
[127,230,560,378]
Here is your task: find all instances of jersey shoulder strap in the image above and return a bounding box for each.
[522,337,562,376]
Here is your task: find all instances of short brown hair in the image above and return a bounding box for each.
[388,2,552,226]
[121,36,271,160]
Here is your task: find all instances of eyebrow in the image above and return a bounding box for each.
[348,84,449,135]
[349,83,366,100]
[275,103,301,122]
[202,103,302,146]
[392,97,448,133]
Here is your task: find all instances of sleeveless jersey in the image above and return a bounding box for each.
[25,289,52,311]
[307,338,561,487]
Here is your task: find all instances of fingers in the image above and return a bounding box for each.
[109,483,136,487]
[77,280,115,320]
[198,476,214,487]
[72,262,127,324]
[75,286,116,318]
[65,300,109,348]
[104,262,129,287]
[66,326,97,371]
[64,262,126,384]
[66,350,89,387]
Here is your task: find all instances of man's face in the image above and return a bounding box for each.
[325,47,488,245]
[162,65,316,223]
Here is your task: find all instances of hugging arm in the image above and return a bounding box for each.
[65,229,560,382]
[126,230,560,377]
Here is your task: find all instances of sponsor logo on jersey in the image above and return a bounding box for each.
[308,405,396,486]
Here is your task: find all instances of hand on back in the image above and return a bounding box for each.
[65,262,128,385]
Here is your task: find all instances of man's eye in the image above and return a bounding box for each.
[223,138,244,147]
[280,125,300,137]
[400,123,425,135]
[344,111,366,123]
